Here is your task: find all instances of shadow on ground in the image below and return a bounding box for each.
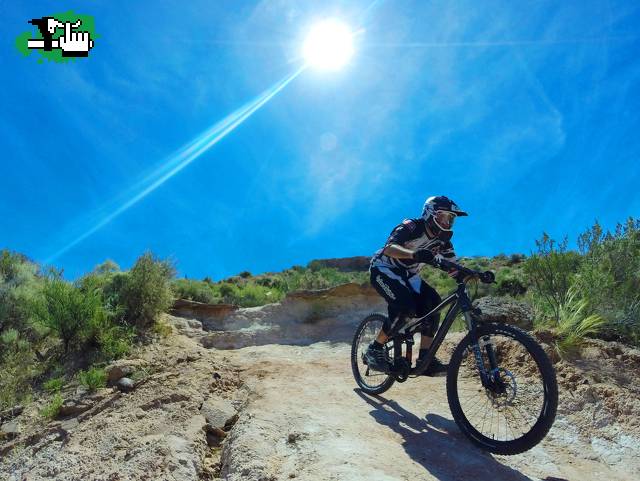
[355,389,534,481]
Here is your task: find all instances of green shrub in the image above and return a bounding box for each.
[496,277,527,297]
[555,287,606,355]
[73,272,135,361]
[0,329,39,410]
[40,393,64,419]
[95,323,135,360]
[218,282,237,301]
[172,278,218,303]
[32,276,105,353]
[508,253,526,266]
[307,260,324,272]
[152,319,173,337]
[575,218,640,343]
[0,250,29,283]
[524,234,581,321]
[113,253,175,329]
[233,283,280,307]
[43,377,64,393]
[77,367,107,391]
[0,251,40,335]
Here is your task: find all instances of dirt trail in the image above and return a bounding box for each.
[219,341,637,481]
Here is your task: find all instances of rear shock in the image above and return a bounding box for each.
[392,335,410,382]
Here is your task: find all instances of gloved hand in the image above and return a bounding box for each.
[479,271,495,283]
[412,249,435,264]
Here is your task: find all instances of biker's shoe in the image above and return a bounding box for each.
[417,356,449,377]
[364,342,391,373]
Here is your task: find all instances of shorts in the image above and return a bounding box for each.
[370,265,441,336]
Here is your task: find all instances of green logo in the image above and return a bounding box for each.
[16,11,97,63]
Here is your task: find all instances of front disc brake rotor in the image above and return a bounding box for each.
[486,368,517,407]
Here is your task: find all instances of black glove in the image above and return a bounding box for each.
[479,271,495,284]
[412,249,435,264]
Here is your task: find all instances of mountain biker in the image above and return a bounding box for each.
[365,195,468,376]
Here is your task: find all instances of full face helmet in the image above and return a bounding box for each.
[422,196,468,233]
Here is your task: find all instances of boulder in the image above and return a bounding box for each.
[200,398,237,431]
[116,377,136,393]
[0,405,23,422]
[58,399,92,417]
[0,420,20,439]
[105,359,148,383]
[473,296,534,330]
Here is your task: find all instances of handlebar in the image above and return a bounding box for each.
[433,258,495,284]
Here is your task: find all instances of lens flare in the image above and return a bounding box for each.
[45,66,305,263]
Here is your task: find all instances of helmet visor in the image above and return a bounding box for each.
[434,210,456,230]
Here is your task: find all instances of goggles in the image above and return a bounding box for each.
[434,210,456,230]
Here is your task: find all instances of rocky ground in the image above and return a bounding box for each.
[1,286,638,480]
[0,326,244,481]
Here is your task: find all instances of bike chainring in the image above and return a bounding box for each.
[392,358,411,382]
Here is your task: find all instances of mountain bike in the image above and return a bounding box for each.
[351,259,558,455]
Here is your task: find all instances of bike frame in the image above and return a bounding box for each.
[390,279,495,383]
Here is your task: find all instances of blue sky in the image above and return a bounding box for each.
[2,1,639,280]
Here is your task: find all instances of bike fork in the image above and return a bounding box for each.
[465,312,491,387]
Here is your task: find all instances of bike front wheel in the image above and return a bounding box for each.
[447,323,558,455]
[351,313,395,395]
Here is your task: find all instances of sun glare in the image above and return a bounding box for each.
[303,19,354,71]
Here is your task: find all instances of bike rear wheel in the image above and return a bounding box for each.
[446,322,558,455]
[351,313,395,395]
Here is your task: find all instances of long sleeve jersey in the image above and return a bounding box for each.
[370,218,457,276]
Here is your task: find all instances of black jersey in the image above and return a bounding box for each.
[370,218,457,276]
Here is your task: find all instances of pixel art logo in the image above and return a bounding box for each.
[16,11,97,62]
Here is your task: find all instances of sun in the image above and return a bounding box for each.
[303,19,354,71]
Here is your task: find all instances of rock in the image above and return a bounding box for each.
[58,399,93,416]
[171,299,239,322]
[205,426,227,447]
[164,434,201,478]
[473,296,534,329]
[59,418,79,433]
[105,359,148,383]
[168,317,207,338]
[116,377,136,393]
[200,398,237,431]
[75,385,89,397]
[287,432,301,444]
[0,405,23,422]
[1,420,20,439]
